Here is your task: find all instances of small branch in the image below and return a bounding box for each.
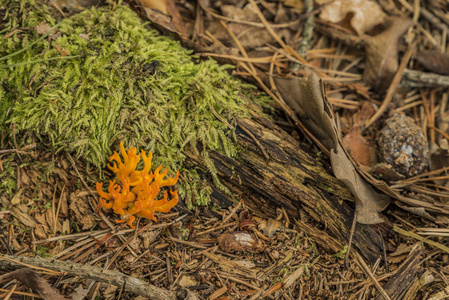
[291,0,315,72]
[401,68,449,88]
[0,255,176,300]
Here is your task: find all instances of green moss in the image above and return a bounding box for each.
[0,0,271,208]
[0,154,17,196]
[35,245,51,257]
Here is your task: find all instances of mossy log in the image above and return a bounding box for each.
[185,117,384,264]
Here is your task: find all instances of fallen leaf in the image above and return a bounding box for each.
[284,0,304,12]
[34,224,49,240]
[141,7,186,39]
[276,73,392,224]
[363,17,413,92]
[396,204,436,222]
[0,269,67,300]
[416,51,449,75]
[319,0,386,35]
[283,266,305,289]
[430,147,449,188]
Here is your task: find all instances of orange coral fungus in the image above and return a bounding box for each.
[96,141,179,228]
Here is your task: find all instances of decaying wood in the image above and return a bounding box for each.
[375,244,424,300]
[0,255,177,300]
[185,117,384,263]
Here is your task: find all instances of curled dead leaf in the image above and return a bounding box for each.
[276,73,392,224]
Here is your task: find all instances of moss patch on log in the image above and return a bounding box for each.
[0,0,270,208]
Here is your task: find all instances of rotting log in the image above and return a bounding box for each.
[185,117,384,264]
[375,244,424,300]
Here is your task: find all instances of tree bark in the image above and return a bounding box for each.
[185,117,384,264]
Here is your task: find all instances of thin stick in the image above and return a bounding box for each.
[0,255,175,300]
[0,287,41,298]
[355,254,391,300]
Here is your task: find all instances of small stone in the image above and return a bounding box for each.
[378,113,429,177]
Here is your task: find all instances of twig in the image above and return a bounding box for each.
[401,68,449,88]
[355,253,391,300]
[291,0,315,72]
[0,255,175,300]
[393,225,449,254]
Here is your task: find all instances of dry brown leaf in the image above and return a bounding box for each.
[416,51,449,75]
[342,127,377,168]
[141,5,188,40]
[319,0,386,35]
[0,269,68,300]
[276,73,391,224]
[363,17,413,91]
[396,204,436,222]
